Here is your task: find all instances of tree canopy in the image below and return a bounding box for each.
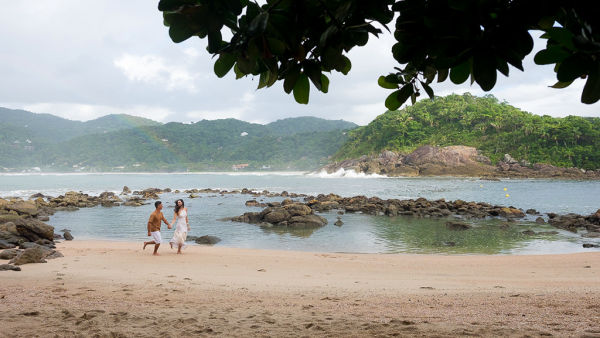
[158,0,600,108]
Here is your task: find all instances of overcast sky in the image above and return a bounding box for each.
[0,1,597,126]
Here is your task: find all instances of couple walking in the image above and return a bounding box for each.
[143,199,190,256]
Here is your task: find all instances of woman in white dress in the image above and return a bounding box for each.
[169,199,189,254]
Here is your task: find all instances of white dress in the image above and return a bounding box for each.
[169,209,188,250]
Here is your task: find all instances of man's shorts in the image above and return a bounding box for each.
[150,231,162,244]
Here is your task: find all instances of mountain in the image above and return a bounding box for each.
[334,93,600,170]
[0,107,163,143]
[266,116,358,135]
[0,113,357,171]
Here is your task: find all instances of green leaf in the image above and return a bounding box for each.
[420,81,434,99]
[550,80,573,89]
[546,27,575,51]
[396,84,413,106]
[448,0,470,11]
[158,0,197,11]
[385,90,401,111]
[424,66,436,83]
[168,15,196,43]
[384,74,405,84]
[248,12,269,36]
[266,38,286,56]
[378,76,399,89]
[557,54,592,82]
[234,64,245,79]
[437,69,449,83]
[303,60,322,91]
[473,50,497,91]
[496,57,509,77]
[236,54,256,75]
[534,47,571,65]
[293,73,310,104]
[340,56,351,75]
[322,47,338,71]
[266,69,278,88]
[283,64,301,94]
[257,72,269,90]
[582,60,600,104]
[214,53,236,78]
[450,60,471,85]
[537,16,555,29]
[207,31,222,54]
[320,74,330,94]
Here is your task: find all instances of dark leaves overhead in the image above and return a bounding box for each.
[158,0,600,106]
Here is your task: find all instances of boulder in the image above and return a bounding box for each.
[0,264,21,271]
[288,215,328,228]
[63,231,74,241]
[446,221,472,231]
[0,249,19,259]
[503,154,518,164]
[535,217,546,224]
[499,208,525,218]
[195,235,221,245]
[387,166,420,177]
[263,210,290,224]
[122,186,132,194]
[9,247,47,265]
[0,239,16,249]
[404,145,482,166]
[6,201,39,217]
[14,219,55,241]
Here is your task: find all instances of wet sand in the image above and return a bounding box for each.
[1,240,600,337]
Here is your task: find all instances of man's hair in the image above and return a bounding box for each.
[155,201,162,208]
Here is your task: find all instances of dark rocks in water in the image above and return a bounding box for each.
[0,264,21,271]
[583,243,600,248]
[446,221,472,231]
[37,216,50,222]
[537,231,559,235]
[63,231,74,241]
[195,235,221,245]
[122,186,132,194]
[535,217,546,224]
[498,223,510,230]
[480,176,500,181]
[582,232,600,238]
[522,230,536,235]
[334,218,344,226]
[60,229,71,232]
[525,209,538,215]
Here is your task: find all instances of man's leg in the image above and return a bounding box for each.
[153,243,161,256]
[143,241,155,250]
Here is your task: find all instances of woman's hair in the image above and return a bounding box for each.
[174,199,185,214]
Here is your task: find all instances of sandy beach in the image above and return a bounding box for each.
[1,241,600,337]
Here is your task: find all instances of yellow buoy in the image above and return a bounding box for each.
[504,187,507,191]
[506,194,509,197]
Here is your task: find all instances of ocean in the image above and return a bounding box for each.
[1,171,599,255]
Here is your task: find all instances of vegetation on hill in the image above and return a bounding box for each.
[0,111,354,171]
[335,93,600,170]
[0,107,163,143]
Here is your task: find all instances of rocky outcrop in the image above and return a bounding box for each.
[227,203,327,229]
[315,147,600,179]
[195,235,221,245]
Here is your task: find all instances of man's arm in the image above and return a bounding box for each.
[147,213,154,235]
[161,213,171,228]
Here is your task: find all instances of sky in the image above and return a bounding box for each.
[0,1,597,126]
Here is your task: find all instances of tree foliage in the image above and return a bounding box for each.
[335,93,600,169]
[158,0,600,107]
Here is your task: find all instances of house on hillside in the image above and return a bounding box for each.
[24,146,34,151]
[232,164,249,170]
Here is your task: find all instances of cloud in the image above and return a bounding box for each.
[114,53,199,92]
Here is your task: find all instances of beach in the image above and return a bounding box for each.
[1,241,600,337]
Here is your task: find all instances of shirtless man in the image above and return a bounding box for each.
[143,201,171,256]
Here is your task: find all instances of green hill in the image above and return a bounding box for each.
[335,93,600,170]
[266,116,358,135]
[0,107,163,143]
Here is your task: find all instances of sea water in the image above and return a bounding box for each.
[1,172,599,255]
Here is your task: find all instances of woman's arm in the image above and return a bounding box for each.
[185,208,190,231]
[171,211,178,228]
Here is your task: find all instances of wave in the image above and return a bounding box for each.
[307,168,386,178]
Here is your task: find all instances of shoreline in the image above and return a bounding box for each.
[2,240,600,337]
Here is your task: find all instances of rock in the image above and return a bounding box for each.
[446,221,472,231]
[6,201,39,217]
[525,209,538,215]
[334,218,344,226]
[503,154,518,164]
[14,219,55,241]
[535,217,546,224]
[498,223,510,230]
[63,231,74,241]
[263,210,290,224]
[522,230,536,235]
[37,216,50,222]
[195,235,221,245]
[582,232,600,238]
[583,243,600,248]
[0,249,20,260]
[537,231,559,235]
[499,208,525,219]
[9,247,47,265]
[442,242,456,247]
[0,239,16,249]
[288,215,328,228]
[122,186,132,194]
[0,264,21,271]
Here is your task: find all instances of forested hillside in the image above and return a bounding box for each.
[0,107,163,143]
[266,117,357,136]
[1,113,355,171]
[335,93,600,170]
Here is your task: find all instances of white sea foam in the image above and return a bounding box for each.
[308,168,386,178]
